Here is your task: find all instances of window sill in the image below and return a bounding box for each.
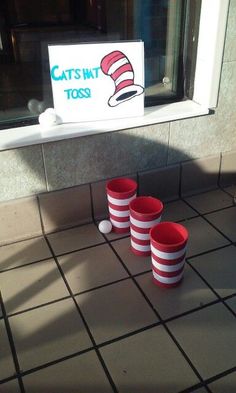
[0,100,209,151]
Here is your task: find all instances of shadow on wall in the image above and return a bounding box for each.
[0,130,236,392]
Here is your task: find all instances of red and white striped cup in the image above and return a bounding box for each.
[129,196,163,256]
[106,178,137,233]
[150,222,188,288]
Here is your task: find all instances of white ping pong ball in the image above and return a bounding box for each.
[98,220,112,234]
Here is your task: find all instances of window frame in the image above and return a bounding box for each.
[0,0,230,151]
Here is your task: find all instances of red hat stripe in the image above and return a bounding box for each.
[115,79,134,92]
[115,71,134,87]
[108,57,128,75]
[111,63,133,81]
[104,51,126,72]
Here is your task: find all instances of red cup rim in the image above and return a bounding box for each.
[129,196,163,219]
[150,221,188,251]
[106,178,137,199]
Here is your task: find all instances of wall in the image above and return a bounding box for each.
[0,0,236,202]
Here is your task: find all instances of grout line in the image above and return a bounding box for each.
[97,322,161,349]
[7,295,72,318]
[6,263,235,323]
[43,236,118,393]
[164,298,221,324]
[181,193,234,213]
[218,184,236,200]
[185,203,235,216]
[0,256,54,274]
[17,347,94,379]
[36,194,46,235]
[183,198,234,244]
[44,220,95,236]
[41,144,50,192]
[187,260,236,319]
[0,292,25,393]
[179,162,183,198]
[217,153,222,187]
[1,187,236,389]
[107,242,205,385]
[0,234,47,248]
[204,366,236,386]
[89,183,95,222]
[72,276,130,297]
[136,171,140,196]
[179,186,219,199]
[179,382,213,393]
[201,214,233,244]
[106,234,130,243]
[186,243,233,261]
[0,375,21,386]
[51,239,108,258]
[179,383,212,393]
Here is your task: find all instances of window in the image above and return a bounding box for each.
[0,0,229,150]
[0,0,200,129]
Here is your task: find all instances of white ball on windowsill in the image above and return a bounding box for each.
[38,108,61,128]
[98,220,112,234]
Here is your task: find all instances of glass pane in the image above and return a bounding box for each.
[0,0,186,127]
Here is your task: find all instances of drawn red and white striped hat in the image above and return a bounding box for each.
[100,50,144,107]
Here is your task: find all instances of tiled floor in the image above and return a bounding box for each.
[0,186,236,393]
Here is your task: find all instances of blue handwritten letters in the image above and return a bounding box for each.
[50,65,101,99]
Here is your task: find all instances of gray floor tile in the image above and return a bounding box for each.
[225,296,236,314]
[182,217,229,257]
[190,246,236,297]
[209,371,236,393]
[58,244,128,294]
[112,237,151,275]
[0,320,16,380]
[104,230,130,242]
[100,325,199,393]
[162,200,197,222]
[47,224,105,255]
[0,259,69,315]
[136,265,217,320]
[9,298,92,371]
[180,156,220,197]
[23,351,113,393]
[0,379,21,393]
[39,184,92,233]
[185,189,233,214]
[167,303,236,379]
[0,237,52,271]
[76,279,157,344]
[0,196,43,246]
[206,207,236,242]
[223,185,236,197]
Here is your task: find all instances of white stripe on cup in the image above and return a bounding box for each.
[130,228,150,240]
[130,215,161,229]
[151,244,186,260]
[109,206,130,217]
[152,269,184,284]
[131,239,150,252]
[152,258,185,272]
[107,194,136,206]
[110,218,130,228]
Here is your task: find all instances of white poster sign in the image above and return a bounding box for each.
[48,41,144,123]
